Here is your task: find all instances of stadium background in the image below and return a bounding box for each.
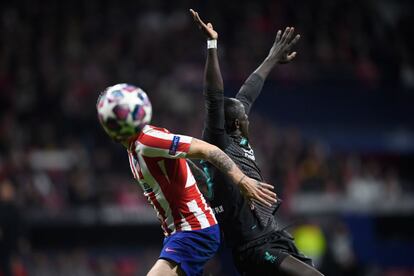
[1,0,414,275]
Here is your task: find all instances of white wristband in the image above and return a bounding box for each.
[207,39,217,49]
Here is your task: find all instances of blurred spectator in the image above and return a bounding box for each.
[0,179,21,276]
[320,221,364,276]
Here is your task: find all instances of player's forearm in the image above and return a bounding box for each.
[204,147,246,185]
[204,45,224,94]
[188,139,245,186]
[188,138,277,206]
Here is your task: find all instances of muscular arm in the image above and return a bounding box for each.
[190,9,228,149]
[187,138,276,206]
[204,44,223,95]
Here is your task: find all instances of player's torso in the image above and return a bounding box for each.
[127,127,216,235]
[203,162,271,247]
[226,135,263,182]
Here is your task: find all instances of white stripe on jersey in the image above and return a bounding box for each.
[128,152,138,179]
[143,126,193,145]
[137,153,176,233]
[185,161,196,188]
[179,212,192,231]
[187,199,210,229]
[196,184,217,224]
[136,142,187,159]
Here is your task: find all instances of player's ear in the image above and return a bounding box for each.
[234,119,240,130]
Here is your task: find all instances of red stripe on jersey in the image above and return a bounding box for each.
[139,132,191,154]
[180,199,202,230]
[143,156,205,231]
[193,185,217,225]
[183,184,216,227]
[164,158,193,230]
[128,152,138,179]
[146,190,171,235]
[143,156,186,232]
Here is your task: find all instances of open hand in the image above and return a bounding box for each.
[190,9,218,40]
[239,177,277,207]
[267,27,300,64]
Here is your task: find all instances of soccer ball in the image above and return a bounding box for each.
[96,83,152,142]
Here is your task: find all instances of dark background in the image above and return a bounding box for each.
[1,0,413,275]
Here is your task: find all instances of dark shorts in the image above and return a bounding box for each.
[159,224,221,276]
[232,229,313,275]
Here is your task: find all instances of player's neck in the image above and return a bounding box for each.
[228,129,246,139]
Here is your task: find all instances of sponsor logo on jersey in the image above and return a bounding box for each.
[242,148,255,161]
[213,205,224,215]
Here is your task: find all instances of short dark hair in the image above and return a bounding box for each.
[224,97,245,132]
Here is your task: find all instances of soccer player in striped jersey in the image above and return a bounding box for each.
[96,85,276,276]
[190,10,324,276]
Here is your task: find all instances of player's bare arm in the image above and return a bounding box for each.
[187,138,277,207]
[190,9,223,94]
[253,27,301,79]
[190,9,218,40]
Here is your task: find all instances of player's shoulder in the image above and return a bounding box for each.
[139,125,171,139]
[143,125,171,134]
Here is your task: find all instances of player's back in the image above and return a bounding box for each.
[128,125,217,236]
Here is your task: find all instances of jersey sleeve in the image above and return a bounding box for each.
[136,128,192,159]
[202,90,230,149]
[235,73,265,115]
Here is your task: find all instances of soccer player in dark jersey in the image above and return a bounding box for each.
[190,9,324,276]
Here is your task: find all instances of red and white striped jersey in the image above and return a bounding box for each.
[127,125,217,236]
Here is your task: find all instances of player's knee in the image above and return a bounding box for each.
[147,259,180,276]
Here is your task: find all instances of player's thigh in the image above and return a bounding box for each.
[279,255,324,276]
[147,259,185,276]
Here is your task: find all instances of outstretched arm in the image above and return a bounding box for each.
[187,138,277,207]
[190,9,228,148]
[236,27,301,114]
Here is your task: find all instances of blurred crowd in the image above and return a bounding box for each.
[1,0,412,214]
[1,0,414,275]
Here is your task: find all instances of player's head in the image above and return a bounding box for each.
[96,83,152,145]
[224,97,249,137]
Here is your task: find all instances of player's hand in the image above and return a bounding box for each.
[239,177,277,207]
[189,9,218,40]
[267,27,300,64]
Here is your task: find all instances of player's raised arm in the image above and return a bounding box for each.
[190,9,228,148]
[187,138,277,207]
[236,27,300,115]
[190,9,223,94]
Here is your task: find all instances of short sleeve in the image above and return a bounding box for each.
[136,128,193,159]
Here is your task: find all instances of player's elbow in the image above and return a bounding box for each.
[188,138,218,161]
